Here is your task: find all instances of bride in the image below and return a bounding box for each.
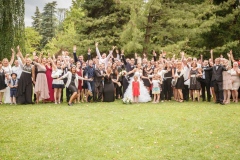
[124,63,151,102]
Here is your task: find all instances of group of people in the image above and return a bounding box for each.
[0,43,240,106]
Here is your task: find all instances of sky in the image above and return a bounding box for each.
[25,0,72,27]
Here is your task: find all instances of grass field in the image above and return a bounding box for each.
[0,100,240,160]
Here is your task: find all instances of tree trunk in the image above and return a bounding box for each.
[143,13,153,54]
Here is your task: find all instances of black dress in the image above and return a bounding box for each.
[0,69,6,90]
[103,75,115,102]
[17,65,33,104]
[175,71,184,89]
[143,67,151,87]
[189,69,201,90]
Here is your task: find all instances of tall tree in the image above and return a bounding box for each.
[25,27,42,53]
[32,6,42,33]
[0,0,25,59]
[40,1,57,48]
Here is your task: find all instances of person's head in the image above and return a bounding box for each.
[102,53,106,59]
[134,75,138,81]
[106,66,112,74]
[41,57,47,64]
[177,61,182,69]
[26,58,32,65]
[101,63,105,70]
[70,65,76,73]
[130,58,135,66]
[56,60,61,67]
[215,58,220,65]
[112,62,116,68]
[191,62,197,68]
[78,55,83,62]
[82,62,86,69]
[14,60,19,67]
[76,61,81,69]
[11,73,17,79]
[98,64,102,70]
[203,60,208,66]
[2,58,9,67]
[233,61,238,68]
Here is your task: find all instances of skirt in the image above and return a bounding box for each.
[152,87,160,94]
[52,79,64,89]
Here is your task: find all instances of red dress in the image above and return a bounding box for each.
[132,81,140,96]
[77,69,82,91]
[45,65,54,102]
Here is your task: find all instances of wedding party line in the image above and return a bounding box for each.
[0,43,239,106]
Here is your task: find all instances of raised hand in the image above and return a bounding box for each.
[121,50,124,55]
[73,45,77,51]
[33,51,36,56]
[95,42,98,47]
[210,49,213,54]
[11,48,15,53]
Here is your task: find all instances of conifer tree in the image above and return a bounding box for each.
[32,7,42,33]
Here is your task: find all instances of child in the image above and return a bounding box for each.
[151,75,162,103]
[132,76,140,103]
[8,73,18,105]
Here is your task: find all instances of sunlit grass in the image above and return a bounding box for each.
[0,100,240,159]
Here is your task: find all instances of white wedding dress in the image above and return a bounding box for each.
[123,71,151,102]
[2,64,12,104]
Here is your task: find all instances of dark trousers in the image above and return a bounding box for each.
[213,80,223,103]
[116,85,122,99]
[61,87,71,102]
[94,83,103,102]
[160,83,164,100]
[164,78,172,100]
[200,79,211,101]
[183,85,189,101]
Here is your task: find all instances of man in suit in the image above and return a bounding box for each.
[200,60,211,102]
[121,50,136,97]
[93,64,104,102]
[210,58,228,105]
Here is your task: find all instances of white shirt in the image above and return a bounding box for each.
[96,47,112,68]
[152,80,160,88]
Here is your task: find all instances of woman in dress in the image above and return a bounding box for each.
[189,62,202,102]
[0,61,7,104]
[45,58,54,102]
[51,59,64,104]
[16,51,35,104]
[124,63,151,102]
[34,56,50,104]
[111,62,119,98]
[2,50,14,103]
[76,61,83,103]
[142,61,152,91]
[229,62,240,103]
[173,61,184,102]
[58,65,91,106]
[222,59,232,104]
[163,62,173,101]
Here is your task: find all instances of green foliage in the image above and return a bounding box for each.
[31,7,42,33]
[40,1,58,48]
[0,0,25,59]
[44,22,78,55]
[25,27,42,54]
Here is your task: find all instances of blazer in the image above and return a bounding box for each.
[61,71,84,88]
[210,65,227,82]
[94,68,104,87]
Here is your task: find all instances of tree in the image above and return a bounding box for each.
[0,0,25,59]
[40,1,57,48]
[25,27,42,53]
[32,7,42,33]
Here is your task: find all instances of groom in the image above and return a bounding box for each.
[121,50,136,97]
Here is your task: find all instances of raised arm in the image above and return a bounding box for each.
[9,48,15,66]
[73,45,78,63]
[95,42,102,60]
[121,50,127,65]
[106,46,115,61]
[17,46,25,65]
[210,49,213,62]
[152,50,157,62]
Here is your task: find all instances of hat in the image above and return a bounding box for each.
[11,73,17,77]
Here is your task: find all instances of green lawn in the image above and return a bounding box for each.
[0,101,240,160]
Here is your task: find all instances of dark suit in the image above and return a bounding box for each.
[200,66,211,102]
[121,55,135,96]
[209,65,227,103]
[93,68,104,102]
